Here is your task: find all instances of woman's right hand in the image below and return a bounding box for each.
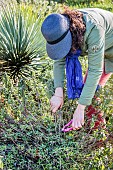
[50,87,64,113]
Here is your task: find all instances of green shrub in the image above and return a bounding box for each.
[0,0,113,170]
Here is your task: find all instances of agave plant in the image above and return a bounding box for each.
[0,4,46,80]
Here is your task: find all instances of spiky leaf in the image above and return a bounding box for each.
[0,4,46,80]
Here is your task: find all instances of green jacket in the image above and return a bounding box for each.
[53,8,113,105]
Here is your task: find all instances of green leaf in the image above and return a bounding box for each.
[0,156,3,170]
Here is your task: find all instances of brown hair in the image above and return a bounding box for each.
[62,7,86,52]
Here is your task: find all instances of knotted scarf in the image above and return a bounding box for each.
[66,49,84,100]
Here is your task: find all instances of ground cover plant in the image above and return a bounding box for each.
[0,0,113,170]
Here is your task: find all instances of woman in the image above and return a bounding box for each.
[41,7,113,130]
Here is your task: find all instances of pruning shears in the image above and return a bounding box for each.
[61,119,73,132]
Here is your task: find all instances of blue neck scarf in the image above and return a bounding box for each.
[66,49,84,100]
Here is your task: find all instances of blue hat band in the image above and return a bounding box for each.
[47,29,69,45]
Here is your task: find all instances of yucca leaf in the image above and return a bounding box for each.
[0,4,46,80]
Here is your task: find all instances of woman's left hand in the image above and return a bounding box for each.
[72,104,86,130]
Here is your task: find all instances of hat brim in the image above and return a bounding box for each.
[46,30,72,60]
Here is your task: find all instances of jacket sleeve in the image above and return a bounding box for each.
[53,57,66,89]
[79,25,105,105]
